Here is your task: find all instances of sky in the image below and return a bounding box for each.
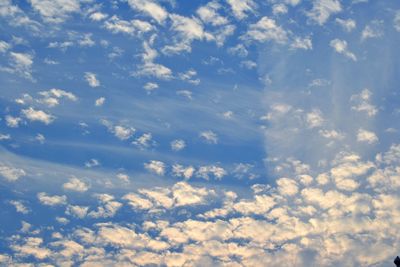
[0,0,400,266]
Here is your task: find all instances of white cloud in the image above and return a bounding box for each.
[163,14,214,55]
[143,82,158,93]
[29,0,80,23]
[319,129,344,140]
[240,60,257,69]
[227,0,256,20]
[228,44,248,57]
[135,42,173,79]
[350,89,377,117]
[306,109,324,128]
[38,88,77,107]
[172,164,195,180]
[271,4,288,15]
[21,107,55,124]
[171,139,186,151]
[101,119,136,140]
[104,15,154,36]
[123,193,153,210]
[0,133,11,140]
[335,18,356,32]
[37,192,67,206]
[9,200,29,214]
[5,115,21,128]
[84,72,100,87]
[88,194,122,218]
[361,20,384,41]
[63,177,89,192]
[330,39,357,61]
[127,0,168,24]
[66,205,89,218]
[172,182,216,207]
[200,130,218,144]
[132,133,154,149]
[243,16,288,44]
[197,2,228,26]
[9,52,34,80]
[11,237,51,260]
[117,173,130,183]
[114,125,135,140]
[85,158,100,168]
[144,160,166,176]
[197,165,226,180]
[0,40,10,53]
[394,11,400,32]
[0,164,26,181]
[95,97,105,106]
[307,0,342,25]
[89,12,108,21]
[277,177,299,196]
[178,69,200,85]
[357,129,378,144]
[176,90,193,100]
[290,37,312,50]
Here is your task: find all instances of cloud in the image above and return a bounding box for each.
[63,177,89,192]
[123,193,153,210]
[88,194,122,218]
[0,40,10,53]
[11,237,51,260]
[243,16,288,44]
[127,0,168,24]
[38,88,77,107]
[163,14,214,55]
[350,89,378,117]
[95,97,105,106]
[394,11,400,32]
[290,37,313,50]
[199,130,218,144]
[9,200,30,214]
[171,139,186,151]
[0,134,11,140]
[134,42,173,79]
[361,20,384,41]
[8,52,34,80]
[196,2,228,26]
[306,109,324,128]
[5,115,21,128]
[197,165,227,180]
[28,0,80,23]
[101,119,135,140]
[144,160,166,176]
[330,39,357,61]
[114,126,135,140]
[89,12,107,21]
[84,158,100,168]
[335,18,356,32]
[307,0,342,25]
[0,164,26,181]
[66,205,89,218]
[104,15,154,35]
[21,107,55,124]
[37,192,67,206]
[226,0,256,20]
[357,129,378,144]
[143,82,158,93]
[132,133,155,149]
[84,72,100,88]
[172,164,195,179]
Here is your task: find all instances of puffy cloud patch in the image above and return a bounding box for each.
[330,38,357,61]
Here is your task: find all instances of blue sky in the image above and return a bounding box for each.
[1,0,400,266]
